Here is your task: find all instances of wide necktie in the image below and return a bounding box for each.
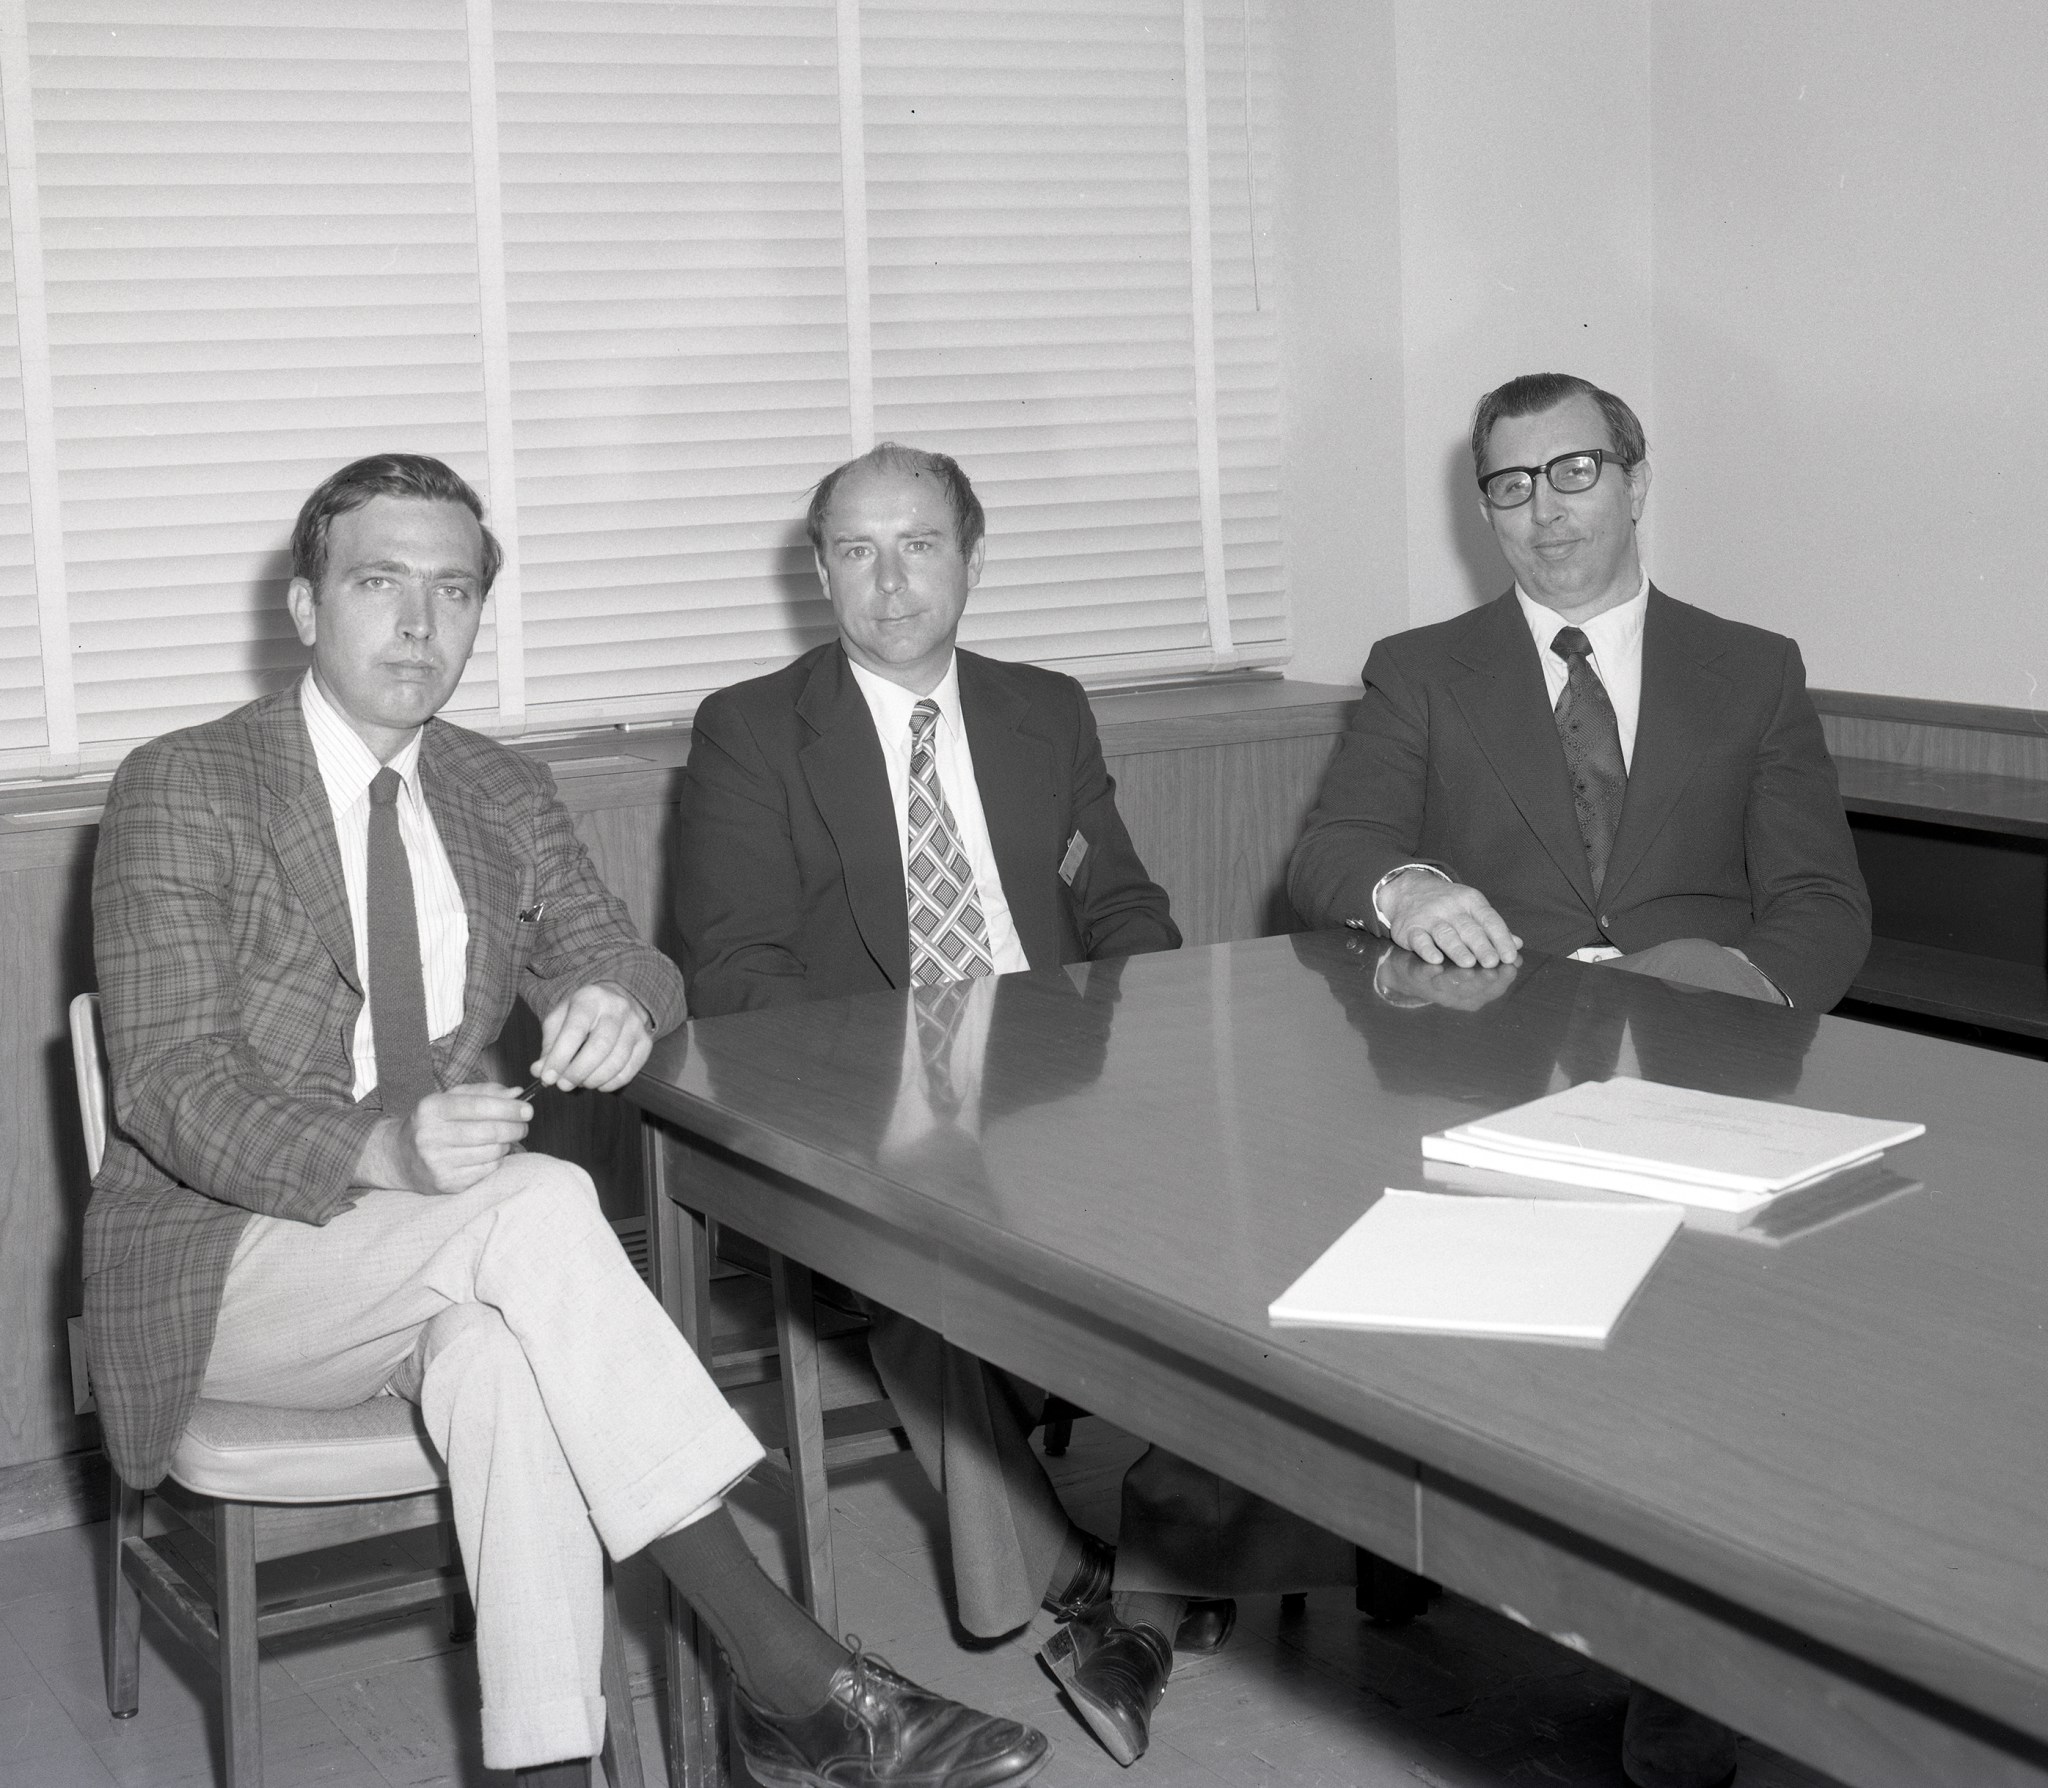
[367,766,439,1116]
[1549,626,1627,894]
[905,699,996,984]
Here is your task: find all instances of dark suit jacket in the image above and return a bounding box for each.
[1287,589,1871,1012]
[87,689,686,1487]
[675,643,1179,1016]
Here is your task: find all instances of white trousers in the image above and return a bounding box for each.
[202,1153,765,1768]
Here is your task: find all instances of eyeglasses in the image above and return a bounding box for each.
[1477,449,1633,509]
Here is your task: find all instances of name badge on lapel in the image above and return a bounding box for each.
[1058,830,1089,886]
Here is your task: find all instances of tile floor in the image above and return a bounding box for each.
[0,1419,1845,1787]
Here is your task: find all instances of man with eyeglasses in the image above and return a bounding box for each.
[1289,374,1869,1786]
[1289,370,1869,1018]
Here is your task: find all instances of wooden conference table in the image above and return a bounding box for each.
[625,931,2048,1788]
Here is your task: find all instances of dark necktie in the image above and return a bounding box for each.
[905,700,996,984]
[367,766,438,1116]
[1549,627,1627,893]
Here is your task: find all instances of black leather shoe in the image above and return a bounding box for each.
[1037,1604,1172,1767]
[732,1649,1050,1788]
[1173,1597,1237,1655]
[1040,1531,1115,1621]
[1621,1684,1739,1788]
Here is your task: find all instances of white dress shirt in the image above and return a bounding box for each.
[300,673,470,1100]
[845,653,1032,976]
[1515,569,1651,770]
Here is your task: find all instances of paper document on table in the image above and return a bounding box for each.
[1420,1077,1922,1214]
[1420,1156,1922,1246]
[1267,1188,1683,1341]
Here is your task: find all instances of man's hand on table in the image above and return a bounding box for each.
[1378,870,1522,969]
[532,980,655,1093]
[1372,946,1522,1012]
[359,1085,532,1197]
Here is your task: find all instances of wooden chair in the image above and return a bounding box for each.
[71,994,650,1788]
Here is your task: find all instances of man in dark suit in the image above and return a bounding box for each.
[87,454,1048,1788]
[1289,372,1868,1786]
[678,443,1350,1766]
[1289,371,1870,1016]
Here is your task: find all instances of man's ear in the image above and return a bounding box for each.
[966,537,985,589]
[286,577,318,648]
[813,551,831,595]
[1628,456,1653,520]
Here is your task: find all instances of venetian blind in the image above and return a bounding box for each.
[0,0,1283,778]
[0,79,37,760]
[496,0,851,726]
[32,2,498,758]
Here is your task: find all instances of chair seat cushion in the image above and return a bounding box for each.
[170,1396,447,1503]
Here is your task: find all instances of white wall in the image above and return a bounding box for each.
[1274,0,2048,711]
[1650,0,2048,707]
[1271,0,1407,688]
[1393,2,1652,630]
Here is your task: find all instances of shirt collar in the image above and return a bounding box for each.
[1515,570,1650,658]
[845,649,964,743]
[299,671,426,815]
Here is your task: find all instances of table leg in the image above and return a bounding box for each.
[642,1119,730,1788]
[768,1252,838,1636]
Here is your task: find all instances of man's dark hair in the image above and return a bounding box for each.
[805,441,986,558]
[1470,373,1647,475]
[290,453,504,593]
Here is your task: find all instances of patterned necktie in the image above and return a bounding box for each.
[1549,627,1627,894]
[367,766,439,1115]
[905,699,996,984]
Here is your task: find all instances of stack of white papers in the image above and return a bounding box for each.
[1420,1156,1921,1247]
[1420,1077,1923,1214]
[1267,1188,1684,1342]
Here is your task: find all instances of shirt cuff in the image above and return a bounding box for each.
[1371,863,1452,932]
[1725,947,1791,1007]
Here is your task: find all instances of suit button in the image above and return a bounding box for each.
[1600,915,1612,929]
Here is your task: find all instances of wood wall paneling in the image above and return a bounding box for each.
[0,838,100,1477]
[1106,731,1345,946]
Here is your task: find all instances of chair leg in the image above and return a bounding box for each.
[103,1478,144,1717]
[769,1251,837,1637]
[1039,1395,1081,1457]
[216,1501,264,1788]
[438,1521,476,1644]
[647,1129,732,1787]
[662,1588,730,1788]
[1354,1544,1438,1626]
[598,1561,648,1788]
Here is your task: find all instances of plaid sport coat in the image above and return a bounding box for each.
[85,687,686,1487]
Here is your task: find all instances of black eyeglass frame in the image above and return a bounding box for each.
[1476,447,1638,508]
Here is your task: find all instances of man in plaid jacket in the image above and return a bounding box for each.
[84,454,1050,1788]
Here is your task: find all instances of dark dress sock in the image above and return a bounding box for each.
[1111,1588,1186,1643]
[648,1507,849,1714]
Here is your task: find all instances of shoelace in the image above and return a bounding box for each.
[837,1635,890,1750]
